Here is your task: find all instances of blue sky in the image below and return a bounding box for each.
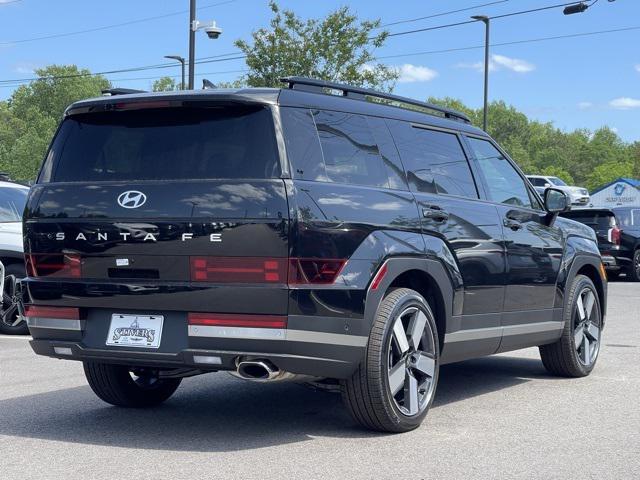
[1,0,638,141]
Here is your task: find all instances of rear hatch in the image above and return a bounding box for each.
[23,101,290,322]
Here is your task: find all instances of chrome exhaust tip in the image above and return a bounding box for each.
[236,359,280,381]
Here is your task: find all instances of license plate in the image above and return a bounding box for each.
[106,314,164,349]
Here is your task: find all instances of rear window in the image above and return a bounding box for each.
[564,211,615,229]
[40,106,280,182]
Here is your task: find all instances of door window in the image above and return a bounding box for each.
[387,122,478,198]
[467,137,540,209]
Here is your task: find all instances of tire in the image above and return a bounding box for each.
[341,288,440,433]
[83,362,181,407]
[628,249,640,282]
[0,263,28,335]
[539,274,602,377]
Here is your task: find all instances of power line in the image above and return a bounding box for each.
[0,0,237,46]
[377,25,640,60]
[383,2,588,39]
[380,0,509,28]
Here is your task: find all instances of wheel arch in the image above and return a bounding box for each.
[568,256,607,326]
[364,257,455,352]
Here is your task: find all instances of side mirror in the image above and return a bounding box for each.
[544,183,551,188]
[545,187,570,213]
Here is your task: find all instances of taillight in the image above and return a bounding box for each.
[288,258,346,285]
[190,257,287,283]
[188,312,287,329]
[189,256,347,285]
[610,227,621,245]
[24,305,80,320]
[25,254,82,278]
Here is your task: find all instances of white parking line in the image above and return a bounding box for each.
[0,335,31,340]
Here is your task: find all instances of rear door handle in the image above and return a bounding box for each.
[503,218,523,231]
[423,206,449,222]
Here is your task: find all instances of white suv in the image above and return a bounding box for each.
[527,175,590,206]
[0,180,29,334]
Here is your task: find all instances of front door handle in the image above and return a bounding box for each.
[423,206,449,222]
[503,218,523,231]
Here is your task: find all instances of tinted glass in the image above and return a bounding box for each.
[312,110,389,188]
[0,187,28,222]
[43,106,280,182]
[368,117,407,190]
[467,137,536,208]
[280,108,326,181]
[564,211,615,229]
[389,122,477,198]
[528,177,544,187]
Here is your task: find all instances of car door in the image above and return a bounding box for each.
[387,120,506,361]
[464,135,565,351]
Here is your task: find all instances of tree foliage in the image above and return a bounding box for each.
[152,76,178,92]
[0,65,110,181]
[235,1,398,90]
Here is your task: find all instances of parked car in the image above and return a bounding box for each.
[0,180,29,335]
[561,207,640,281]
[527,175,590,206]
[22,77,606,432]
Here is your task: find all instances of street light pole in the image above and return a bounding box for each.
[188,0,196,90]
[164,55,185,90]
[472,15,490,132]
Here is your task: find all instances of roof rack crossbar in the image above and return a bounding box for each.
[280,76,471,124]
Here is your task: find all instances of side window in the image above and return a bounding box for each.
[367,117,408,190]
[467,137,540,209]
[529,177,543,187]
[387,121,478,198]
[280,108,327,181]
[312,110,389,188]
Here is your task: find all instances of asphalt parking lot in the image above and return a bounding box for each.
[1,282,638,480]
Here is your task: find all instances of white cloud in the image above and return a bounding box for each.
[457,54,534,74]
[635,64,640,73]
[491,54,535,73]
[396,64,438,83]
[609,97,640,110]
[577,101,593,110]
[13,62,37,74]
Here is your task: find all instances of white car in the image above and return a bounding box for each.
[526,175,590,206]
[0,180,29,334]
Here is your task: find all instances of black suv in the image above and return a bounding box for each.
[22,77,606,432]
[562,207,640,281]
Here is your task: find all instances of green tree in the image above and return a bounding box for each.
[235,1,398,90]
[152,76,178,92]
[0,65,110,181]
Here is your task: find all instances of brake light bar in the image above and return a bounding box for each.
[25,253,82,279]
[188,313,287,329]
[24,306,80,320]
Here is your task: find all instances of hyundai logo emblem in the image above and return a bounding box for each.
[117,190,147,209]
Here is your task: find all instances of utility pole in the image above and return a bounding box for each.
[188,0,196,90]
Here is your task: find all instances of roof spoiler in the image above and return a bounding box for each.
[101,88,147,96]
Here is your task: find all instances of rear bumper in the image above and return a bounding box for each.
[600,250,632,271]
[27,312,368,379]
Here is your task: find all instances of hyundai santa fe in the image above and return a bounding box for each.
[22,77,607,432]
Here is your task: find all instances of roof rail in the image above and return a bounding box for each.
[280,76,471,124]
[101,88,147,96]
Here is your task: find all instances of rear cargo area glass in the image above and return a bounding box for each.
[43,106,280,182]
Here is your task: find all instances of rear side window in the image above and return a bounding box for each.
[280,108,391,188]
[387,121,478,198]
[41,106,280,182]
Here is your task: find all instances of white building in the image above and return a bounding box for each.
[588,177,640,208]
